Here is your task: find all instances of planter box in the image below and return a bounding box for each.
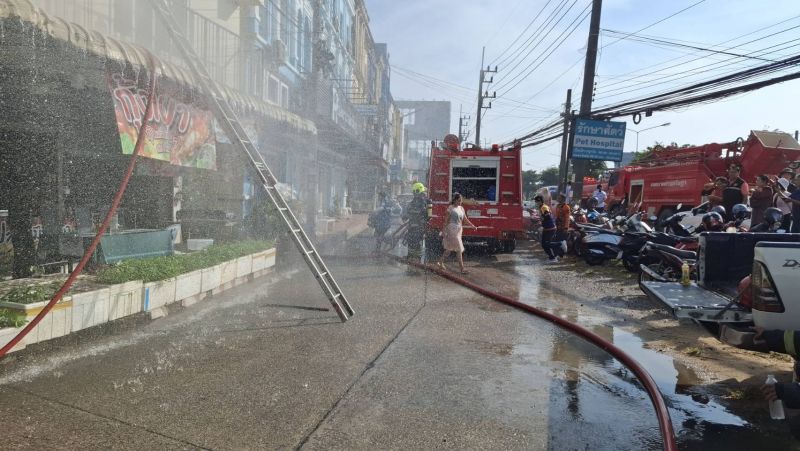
[71,288,111,332]
[0,327,26,353]
[264,248,277,268]
[251,250,268,273]
[0,297,73,344]
[235,255,252,279]
[143,278,176,311]
[175,270,202,302]
[201,265,222,293]
[220,259,237,285]
[107,280,144,321]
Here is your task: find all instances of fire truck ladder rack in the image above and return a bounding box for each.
[148,0,354,322]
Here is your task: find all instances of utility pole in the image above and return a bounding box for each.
[571,0,602,195]
[475,47,497,147]
[458,105,471,144]
[458,105,464,142]
[557,89,572,194]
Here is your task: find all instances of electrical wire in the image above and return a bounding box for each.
[601,28,780,62]
[591,53,800,119]
[596,38,800,102]
[600,0,707,50]
[493,0,571,72]
[495,7,591,97]
[493,0,585,92]
[596,16,800,90]
[489,0,558,67]
[597,26,800,96]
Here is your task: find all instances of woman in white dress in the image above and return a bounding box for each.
[436,193,476,274]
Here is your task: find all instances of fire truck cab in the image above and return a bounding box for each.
[426,136,525,253]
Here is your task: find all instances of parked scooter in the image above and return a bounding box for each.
[638,239,700,283]
[580,211,655,266]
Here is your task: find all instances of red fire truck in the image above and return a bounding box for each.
[426,136,525,253]
[581,130,800,221]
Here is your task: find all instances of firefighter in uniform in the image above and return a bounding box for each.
[403,182,431,263]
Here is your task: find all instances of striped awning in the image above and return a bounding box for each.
[0,0,317,134]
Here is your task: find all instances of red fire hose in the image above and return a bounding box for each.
[398,256,678,451]
[0,51,158,358]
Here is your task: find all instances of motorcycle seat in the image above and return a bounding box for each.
[647,242,697,260]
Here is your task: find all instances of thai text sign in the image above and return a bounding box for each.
[107,73,217,169]
[571,119,626,162]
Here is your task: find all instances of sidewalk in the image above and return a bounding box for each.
[0,252,555,450]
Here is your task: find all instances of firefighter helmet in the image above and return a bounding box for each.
[412,182,426,194]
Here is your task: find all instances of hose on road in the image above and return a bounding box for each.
[393,254,677,451]
[0,52,158,358]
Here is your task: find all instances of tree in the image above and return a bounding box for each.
[540,167,560,186]
[632,141,694,163]
[584,160,607,178]
[522,170,539,199]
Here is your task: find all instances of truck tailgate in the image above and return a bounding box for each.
[640,281,752,323]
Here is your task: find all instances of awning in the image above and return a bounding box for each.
[0,0,317,135]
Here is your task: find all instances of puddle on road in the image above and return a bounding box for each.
[329,244,800,448]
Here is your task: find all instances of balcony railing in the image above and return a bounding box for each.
[181,9,243,91]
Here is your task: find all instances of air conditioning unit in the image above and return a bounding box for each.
[273,39,287,65]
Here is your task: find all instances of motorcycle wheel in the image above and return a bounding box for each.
[570,233,584,256]
[584,253,606,266]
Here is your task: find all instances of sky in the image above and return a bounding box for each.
[365,0,800,171]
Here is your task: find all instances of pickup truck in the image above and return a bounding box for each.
[639,232,800,347]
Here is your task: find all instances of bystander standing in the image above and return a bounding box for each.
[535,195,558,263]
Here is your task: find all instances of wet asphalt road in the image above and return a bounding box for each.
[0,238,797,450]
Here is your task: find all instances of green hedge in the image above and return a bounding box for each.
[0,280,65,305]
[96,240,274,285]
[0,308,28,328]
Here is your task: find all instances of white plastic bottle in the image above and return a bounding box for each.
[766,375,786,420]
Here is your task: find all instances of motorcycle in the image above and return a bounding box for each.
[638,240,699,283]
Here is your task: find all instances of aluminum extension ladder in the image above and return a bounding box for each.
[148,0,354,322]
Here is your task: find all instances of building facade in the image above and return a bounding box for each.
[395,100,452,186]
[0,0,398,276]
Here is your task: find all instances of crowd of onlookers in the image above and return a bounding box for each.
[700,164,800,232]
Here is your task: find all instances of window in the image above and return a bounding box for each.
[259,4,270,41]
[303,16,312,71]
[450,160,499,202]
[295,9,303,68]
[267,76,281,104]
[281,83,290,109]
[400,108,415,126]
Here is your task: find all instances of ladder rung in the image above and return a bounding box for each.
[306,250,315,255]
[317,272,328,277]
[291,228,301,233]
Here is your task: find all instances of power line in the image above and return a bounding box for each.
[489,0,558,66]
[601,28,779,62]
[493,0,584,91]
[600,0,707,49]
[596,38,800,101]
[495,6,591,97]
[596,15,800,88]
[591,53,800,119]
